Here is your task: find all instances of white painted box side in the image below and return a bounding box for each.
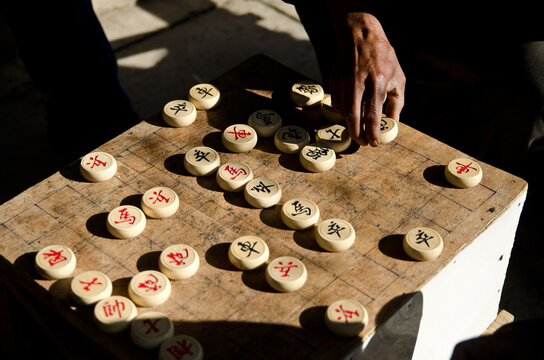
[345,189,527,360]
[414,190,527,360]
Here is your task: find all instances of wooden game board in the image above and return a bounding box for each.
[0,54,527,359]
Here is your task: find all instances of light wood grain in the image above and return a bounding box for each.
[0,54,527,359]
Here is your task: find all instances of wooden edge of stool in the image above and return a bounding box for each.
[481,309,515,336]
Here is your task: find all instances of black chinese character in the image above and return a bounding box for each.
[380,118,389,131]
[282,127,303,141]
[250,181,274,193]
[196,87,213,98]
[170,103,187,115]
[415,230,433,247]
[325,128,340,139]
[256,112,274,125]
[291,200,311,216]
[296,84,318,94]
[306,147,329,160]
[237,241,260,257]
[193,149,210,162]
[327,221,346,238]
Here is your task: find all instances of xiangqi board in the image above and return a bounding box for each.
[0,54,527,359]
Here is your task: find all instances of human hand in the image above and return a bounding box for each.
[328,6,405,146]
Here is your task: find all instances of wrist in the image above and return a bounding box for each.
[328,9,388,51]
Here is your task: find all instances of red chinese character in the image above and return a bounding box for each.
[148,189,170,205]
[224,165,247,180]
[227,126,252,141]
[102,299,126,319]
[335,304,360,323]
[42,249,67,266]
[86,154,107,168]
[114,207,136,225]
[79,277,102,291]
[273,261,297,277]
[166,249,189,266]
[138,273,161,292]
[143,319,160,334]
[455,161,477,174]
[166,339,193,360]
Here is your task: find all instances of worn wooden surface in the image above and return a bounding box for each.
[0,54,528,359]
[482,310,515,336]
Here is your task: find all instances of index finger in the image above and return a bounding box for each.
[362,84,387,147]
[385,87,404,121]
[344,77,366,146]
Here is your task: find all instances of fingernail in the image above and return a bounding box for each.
[370,139,380,147]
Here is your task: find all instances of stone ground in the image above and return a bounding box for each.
[0,0,542,357]
[0,0,321,203]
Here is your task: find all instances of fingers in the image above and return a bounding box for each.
[345,77,365,145]
[329,64,405,148]
[362,80,387,146]
[330,66,366,146]
[384,87,405,122]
